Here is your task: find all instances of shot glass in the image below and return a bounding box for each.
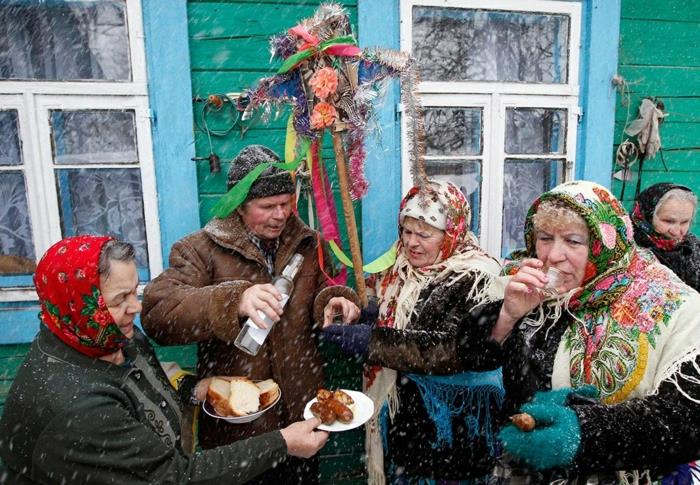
[540,267,563,298]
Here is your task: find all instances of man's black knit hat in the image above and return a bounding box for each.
[227,145,294,201]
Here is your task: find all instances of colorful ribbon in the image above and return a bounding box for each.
[328,240,396,274]
[278,31,361,74]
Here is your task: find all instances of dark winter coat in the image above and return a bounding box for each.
[461,301,700,481]
[141,212,354,449]
[366,275,502,480]
[0,327,287,484]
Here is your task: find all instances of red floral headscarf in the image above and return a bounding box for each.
[34,235,127,358]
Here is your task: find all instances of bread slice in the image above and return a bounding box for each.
[229,378,261,416]
[207,377,233,416]
[257,379,280,408]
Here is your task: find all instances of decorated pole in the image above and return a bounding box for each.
[331,125,367,306]
[216,3,428,307]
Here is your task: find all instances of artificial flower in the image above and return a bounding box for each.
[309,67,339,100]
[310,101,337,129]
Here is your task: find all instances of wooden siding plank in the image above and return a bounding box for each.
[615,96,700,124]
[614,121,700,151]
[611,146,700,172]
[621,0,700,22]
[619,19,700,68]
[618,66,700,98]
[189,3,357,39]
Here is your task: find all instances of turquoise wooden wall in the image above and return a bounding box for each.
[613,0,700,235]
[188,1,364,482]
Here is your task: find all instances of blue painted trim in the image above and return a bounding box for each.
[0,302,39,344]
[0,275,33,287]
[141,0,200,264]
[359,0,402,261]
[575,0,621,187]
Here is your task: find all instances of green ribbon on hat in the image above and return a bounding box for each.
[210,138,312,219]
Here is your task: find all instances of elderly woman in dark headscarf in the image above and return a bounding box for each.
[0,235,328,484]
[631,182,699,291]
[459,181,700,483]
[323,180,505,484]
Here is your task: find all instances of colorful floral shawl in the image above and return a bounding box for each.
[34,235,127,358]
[631,183,700,292]
[508,181,700,407]
[364,180,504,484]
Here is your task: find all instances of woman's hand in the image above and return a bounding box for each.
[280,418,330,458]
[491,259,548,343]
[193,377,212,402]
[322,297,360,327]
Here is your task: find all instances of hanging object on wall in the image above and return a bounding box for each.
[613,139,639,182]
[615,97,667,200]
[211,2,426,302]
[624,98,667,160]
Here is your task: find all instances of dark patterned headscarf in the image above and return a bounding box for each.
[632,182,694,251]
[34,236,128,358]
[631,183,700,291]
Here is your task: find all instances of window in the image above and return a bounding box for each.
[0,0,161,300]
[401,0,581,257]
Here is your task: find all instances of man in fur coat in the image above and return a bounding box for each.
[142,145,359,484]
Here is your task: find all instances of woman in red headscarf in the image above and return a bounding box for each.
[0,236,328,484]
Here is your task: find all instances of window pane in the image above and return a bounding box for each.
[506,108,566,154]
[501,159,564,257]
[51,110,138,165]
[0,110,22,166]
[0,1,130,81]
[56,168,149,271]
[413,7,569,83]
[425,107,482,156]
[425,160,481,236]
[0,171,36,274]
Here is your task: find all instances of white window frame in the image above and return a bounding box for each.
[400,0,582,257]
[0,0,161,302]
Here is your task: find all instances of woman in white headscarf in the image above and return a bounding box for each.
[323,180,505,483]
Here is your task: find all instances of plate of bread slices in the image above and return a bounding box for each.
[204,376,281,423]
[303,388,374,432]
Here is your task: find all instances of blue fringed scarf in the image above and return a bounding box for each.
[406,369,504,452]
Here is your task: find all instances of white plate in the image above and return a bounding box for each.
[303,390,374,432]
[202,389,281,424]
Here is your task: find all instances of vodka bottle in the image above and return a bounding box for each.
[234,253,304,356]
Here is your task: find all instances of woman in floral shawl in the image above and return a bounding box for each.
[631,182,699,291]
[461,181,700,483]
[323,180,505,484]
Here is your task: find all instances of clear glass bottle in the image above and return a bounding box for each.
[234,253,304,356]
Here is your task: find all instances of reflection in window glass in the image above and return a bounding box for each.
[501,159,564,257]
[0,171,36,274]
[56,168,149,272]
[0,110,22,166]
[425,107,482,156]
[426,160,481,236]
[506,108,566,155]
[0,1,130,81]
[413,7,569,83]
[50,110,138,165]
